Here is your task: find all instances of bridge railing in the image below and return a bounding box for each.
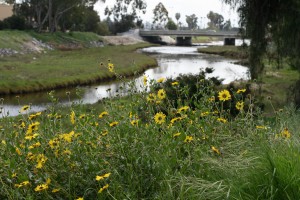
[139,30,240,38]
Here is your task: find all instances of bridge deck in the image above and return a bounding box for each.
[139,30,240,38]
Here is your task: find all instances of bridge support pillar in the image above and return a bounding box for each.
[224,38,235,46]
[176,37,192,46]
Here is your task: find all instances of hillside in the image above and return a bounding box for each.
[0,30,145,56]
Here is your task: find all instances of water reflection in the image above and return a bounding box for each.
[1,44,249,117]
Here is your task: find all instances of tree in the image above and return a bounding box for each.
[105,0,146,33]
[223,0,300,80]
[165,18,177,30]
[175,12,180,27]
[15,0,103,32]
[185,14,198,30]
[207,11,224,30]
[153,2,168,29]
[222,19,232,31]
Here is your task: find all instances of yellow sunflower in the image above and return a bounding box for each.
[154,112,166,124]
[157,77,165,83]
[237,88,246,94]
[130,120,139,126]
[109,121,118,127]
[20,105,30,113]
[218,89,231,101]
[177,106,189,113]
[99,111,109,118]
[235,101,244,110]
[147,93,156,102]
[171,81,179,86]
[107,63,114,73]
[70,111,75,124]
[157,89,166,100]
[211,146,221,155]
[281,128,291,138]
[143,75,147,86]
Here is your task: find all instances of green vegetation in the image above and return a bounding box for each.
[197,45,249,59]
[29,31,103,47]
[0,30,34,50]
[198,45,299,112]
[192,36,219,43]
[0,42,156,95]
[1,71,299,199]
[0,30,103,50]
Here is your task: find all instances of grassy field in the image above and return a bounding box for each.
[0,71,300,199]
[0,43,156,94]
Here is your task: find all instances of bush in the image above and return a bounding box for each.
[2,15,27,30]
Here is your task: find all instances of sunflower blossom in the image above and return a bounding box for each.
[157,89,166,100]
[70,111,75,124]
[157,77,165,83]
[235,101,244,110]
[34,183,48,192]
[98,184,109,193]
[218,89,231,101]
[184,136,193,143]
[20,105,30,112]
[99,111,109,118]
[281,128,291,138]
[143,75,147,86]
[108,63,114,73]
[154,112,166,124]
[237,88,246,94]
[211,146,221,155]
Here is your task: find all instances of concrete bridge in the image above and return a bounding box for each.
[139,30,240,46]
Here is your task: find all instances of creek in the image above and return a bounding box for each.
[0,41,249,117]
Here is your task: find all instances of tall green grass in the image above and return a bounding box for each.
[0,67,299,199]
[0,43,156,94]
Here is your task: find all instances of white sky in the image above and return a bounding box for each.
[94,0,239,27]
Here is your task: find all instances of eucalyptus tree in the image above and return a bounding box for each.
[207,11,224,30]
[152,2,169,29]
[104,0,146,33]
[185,14,198,30]
[15,0,104,32]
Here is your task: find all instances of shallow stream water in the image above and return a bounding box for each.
[0,42,249,117]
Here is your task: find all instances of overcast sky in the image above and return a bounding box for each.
[94,0,239,27]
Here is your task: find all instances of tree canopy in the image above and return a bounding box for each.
[185,14,198,30]
[104,0,146,33]
[152,2,169,28]
[207,11,224,30]
[13,0,104,32]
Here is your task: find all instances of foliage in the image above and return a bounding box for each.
[185,14,198,30]
[165,18,177,30]
[14,0,103,32]
[104,0,146,33]
[152,2,169,28]
[96,21,110,36]
[60,6,100,33]
[175,13,181,21]
[0,15,27,30]
[1,63,299,199]
[207,11,224,30]
[223,0,300,80]
[222,19,232,31]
